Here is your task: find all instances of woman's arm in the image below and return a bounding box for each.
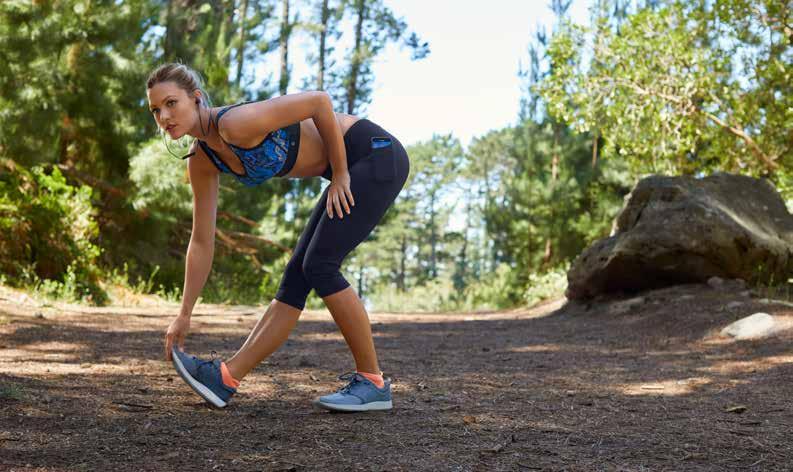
[217,91,332,145]
[166,145,219,359]
[180,147,219,317]
[218,91,353,218]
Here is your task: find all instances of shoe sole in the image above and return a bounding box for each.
[313,399,392,412]
[171,349,228,408]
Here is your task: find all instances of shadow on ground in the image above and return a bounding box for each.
[1,283,792,471]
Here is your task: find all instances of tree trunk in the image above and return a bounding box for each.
[544,125,560,266]
[317,0,330,90]
[429,192,437,279]
[357,264,364,296]
[457,194,471,288]
[347,0,365,114]
[279,0,290,95]
[234,0,250,89]
[164,0,174,60]
[398,233,407,292]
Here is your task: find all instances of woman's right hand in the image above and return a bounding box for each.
[165,314,191,361]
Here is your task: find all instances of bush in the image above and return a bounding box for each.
[370,277,463,313]
[523,262,570,306]
[0,160,106,304]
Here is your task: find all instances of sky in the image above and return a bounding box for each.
[366,0,591,148]
[261,0,593,149]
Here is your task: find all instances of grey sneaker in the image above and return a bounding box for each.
[171,348,236,408]
[314,372,393,412]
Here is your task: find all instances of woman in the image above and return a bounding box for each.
[146,63,409,411]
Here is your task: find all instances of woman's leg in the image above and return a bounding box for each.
[223,299,301,381]
[302,132,410,376]
[322,286,380,374]
[224,123,410,383]
[223,186,331,381]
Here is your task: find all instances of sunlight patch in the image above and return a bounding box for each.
[700,355,793,375]
[620,377,712,396]
[508,345,562,353]
[24,341,87,353]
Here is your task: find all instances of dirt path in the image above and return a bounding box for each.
[1,284,792,471]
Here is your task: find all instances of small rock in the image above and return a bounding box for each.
[707,276,725,289]
[758,298,793,309]
[34,312,45,319]
[725,301,743,310]
[608,296,645,315]
[721,312,777,340]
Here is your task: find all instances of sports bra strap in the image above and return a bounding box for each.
[213,101,256,149]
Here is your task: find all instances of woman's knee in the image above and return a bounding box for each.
[302,255,349,296]
[301,255,338,282]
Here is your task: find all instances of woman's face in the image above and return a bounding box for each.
[146,81,198,139]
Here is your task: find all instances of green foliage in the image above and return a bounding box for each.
[0,0,437,311]
[128,137,192,222]
[200,252,268,305]
[538,1,791,186]
[4,0,785,315]
[524,263,570,306]
[0,0,157,174]
[370,277,468,313]
[462,263,522,311]
[0,161,106,304]
[258,252,290,304]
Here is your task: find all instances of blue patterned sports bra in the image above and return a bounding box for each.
[196,101,301,187]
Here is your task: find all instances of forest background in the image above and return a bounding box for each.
[0,0,789,312]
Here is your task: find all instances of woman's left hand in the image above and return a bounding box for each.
[327,171,355,219]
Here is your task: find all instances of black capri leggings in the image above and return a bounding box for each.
[274,119,410,310]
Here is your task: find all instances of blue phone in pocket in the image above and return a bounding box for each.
[372,137,392,149]
[371,137,396,181]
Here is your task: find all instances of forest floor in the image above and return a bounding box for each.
[1,283,793,471]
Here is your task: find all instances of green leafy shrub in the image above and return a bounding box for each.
[0,159,106,304]
[524,263,570,306]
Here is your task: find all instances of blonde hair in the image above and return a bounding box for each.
[146,62,213,108]
[146,62,215,167]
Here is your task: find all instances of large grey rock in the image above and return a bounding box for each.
[721,313,777,340]
[566,172,793,300]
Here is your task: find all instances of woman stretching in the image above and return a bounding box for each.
[146,63,410,411]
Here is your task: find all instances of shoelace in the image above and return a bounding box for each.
[195,350,219,370]
[336,372,365,394]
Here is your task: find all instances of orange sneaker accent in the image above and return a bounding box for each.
[220,362,241,389]
[358,371,384,389]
